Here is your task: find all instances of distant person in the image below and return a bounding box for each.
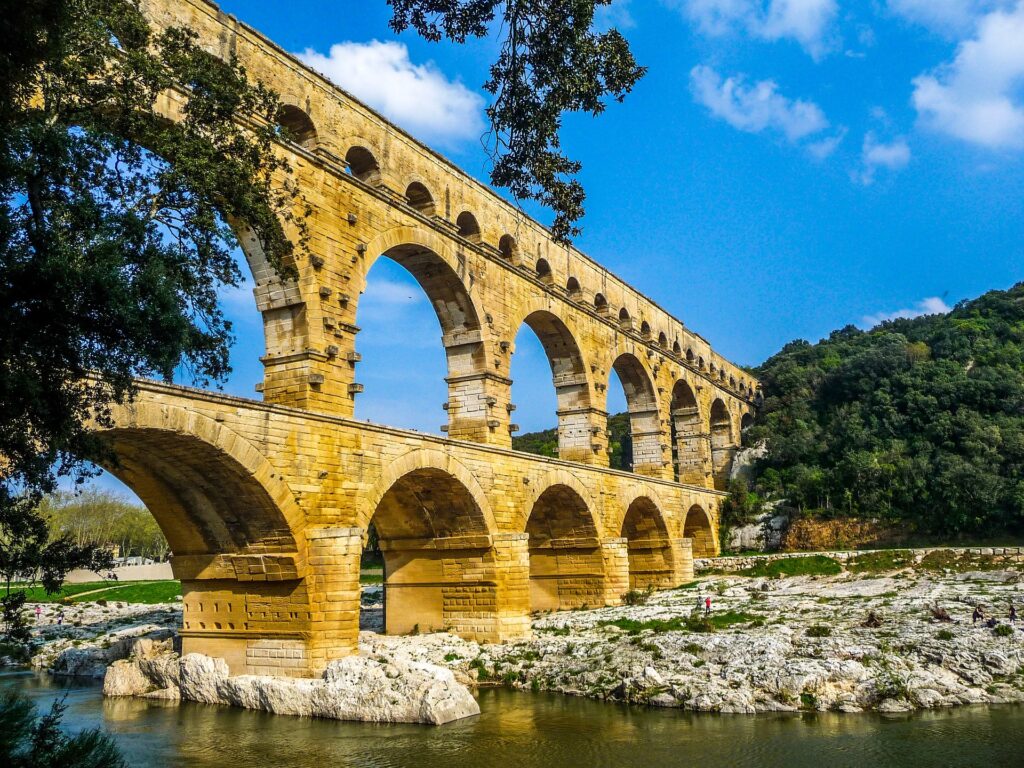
[705,596,712,616]
[973,606,984,625]
[986,617,998,629]
[56,609,65,626]
[1010,605,1017,625]
[34,605,41,621]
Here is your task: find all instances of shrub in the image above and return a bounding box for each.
[994,624,1014,638]
[936,629,954,641]
[806,624,832,638]
[622,585,654,606]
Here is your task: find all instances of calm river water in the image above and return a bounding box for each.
[4,670,1023,767]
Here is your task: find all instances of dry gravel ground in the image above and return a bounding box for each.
[10,564,1024,714]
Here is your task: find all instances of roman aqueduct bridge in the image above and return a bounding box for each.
[101,0,759,677]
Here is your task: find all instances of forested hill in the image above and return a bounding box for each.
[514,412,633,471]
[747,282,1024,536]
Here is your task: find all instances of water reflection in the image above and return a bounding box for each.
[4,671,1022,768]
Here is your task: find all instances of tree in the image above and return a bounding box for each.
[0,0,304,502]
[388,0,645,241]
[0,691,124,768]
[1,493,112,641]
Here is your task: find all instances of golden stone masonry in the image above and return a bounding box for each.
[98,0,759,677]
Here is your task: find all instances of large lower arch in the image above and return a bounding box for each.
[512,308,595,463]
[97,402,313,676]
[620,496,677,591]
[609,352,664,476]
[671,380,711,487]
[710,398,736,490]
[358,227,492,442]
[525,481,607,611]
[683,504,717,558]
[361,451,525,641]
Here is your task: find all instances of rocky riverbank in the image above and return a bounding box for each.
[9,556,1024,716]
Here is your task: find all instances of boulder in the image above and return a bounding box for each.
[105,651,479,726]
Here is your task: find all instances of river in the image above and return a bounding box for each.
[3,670,1022,767]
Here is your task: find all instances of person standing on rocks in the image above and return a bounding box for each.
[1010,605,1017,625]
[705,596,712,616]
[973,606,984,625]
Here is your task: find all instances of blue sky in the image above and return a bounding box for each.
[86,0,1024,496]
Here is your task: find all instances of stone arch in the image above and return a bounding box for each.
[100,402,305,556]
[404,181,435,216]
[359,227,490,440]
[620,495,676,591]
[535,257,553,284]
[671,379,710,487]
[658,331,668,349]
[609,352,663,475]
[97,401,312,676]
[499,234,518,261]
[686,348,695,364]
[525,479,606,611]
[360,449,497,535]
[683,504,717,558]
[511,308,593,462]
[618,306,632,330]
[639,320,652,339]
[276,104,317,150]
[362,451,500,637]
[594,293,608,313]
[741,412,755,431]
[710,398,735,490]
[345,145,381,185]
[566,276,581,297]
[456,211,481,243]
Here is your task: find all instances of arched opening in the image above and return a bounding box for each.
[345,146,381,185]
[684,504,716,558]
[499,234,517,261]
[658,332,668,349]
[686,348,695,364]
[526,485,604,611]
[364,468,494,636]
[608,353,662,475]
[730,375,736,389]
[355,243,484,438]
[618,307,632,331]
[456,211,481,243]
[566,276,581,297]
[621,497,675,591]
[594,293,608,314]
[404,182,435,216]
[710,399,735,490]
[741,412,755,431]
[510,311,591,463]
[670,380,709,486]
[698,356,706,370]
[88,415,311,675]
[639,320,652,339]
[276,105,317,150]
[535,258,553,284]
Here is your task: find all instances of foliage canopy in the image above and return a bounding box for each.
[746,283,1024,537]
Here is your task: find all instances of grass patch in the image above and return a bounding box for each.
[359,572,383,585]
[736,556,842,579]
[20,580,180,604]
[994,624,1014,638]
[847,550,916,574]
[936,629,954,641]
[805,624,832,638]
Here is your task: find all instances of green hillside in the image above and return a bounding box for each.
[747,282,1024,536]
[514,412,633,471]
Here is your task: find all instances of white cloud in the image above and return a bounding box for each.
[855,131,911,184]
[670,0,838,58]
[690,65,830,143]
[862,296,952,327]
[911,2,1024,150]
[806,128,846,159]
[297,41,485,145]
[888,0,1013,36]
